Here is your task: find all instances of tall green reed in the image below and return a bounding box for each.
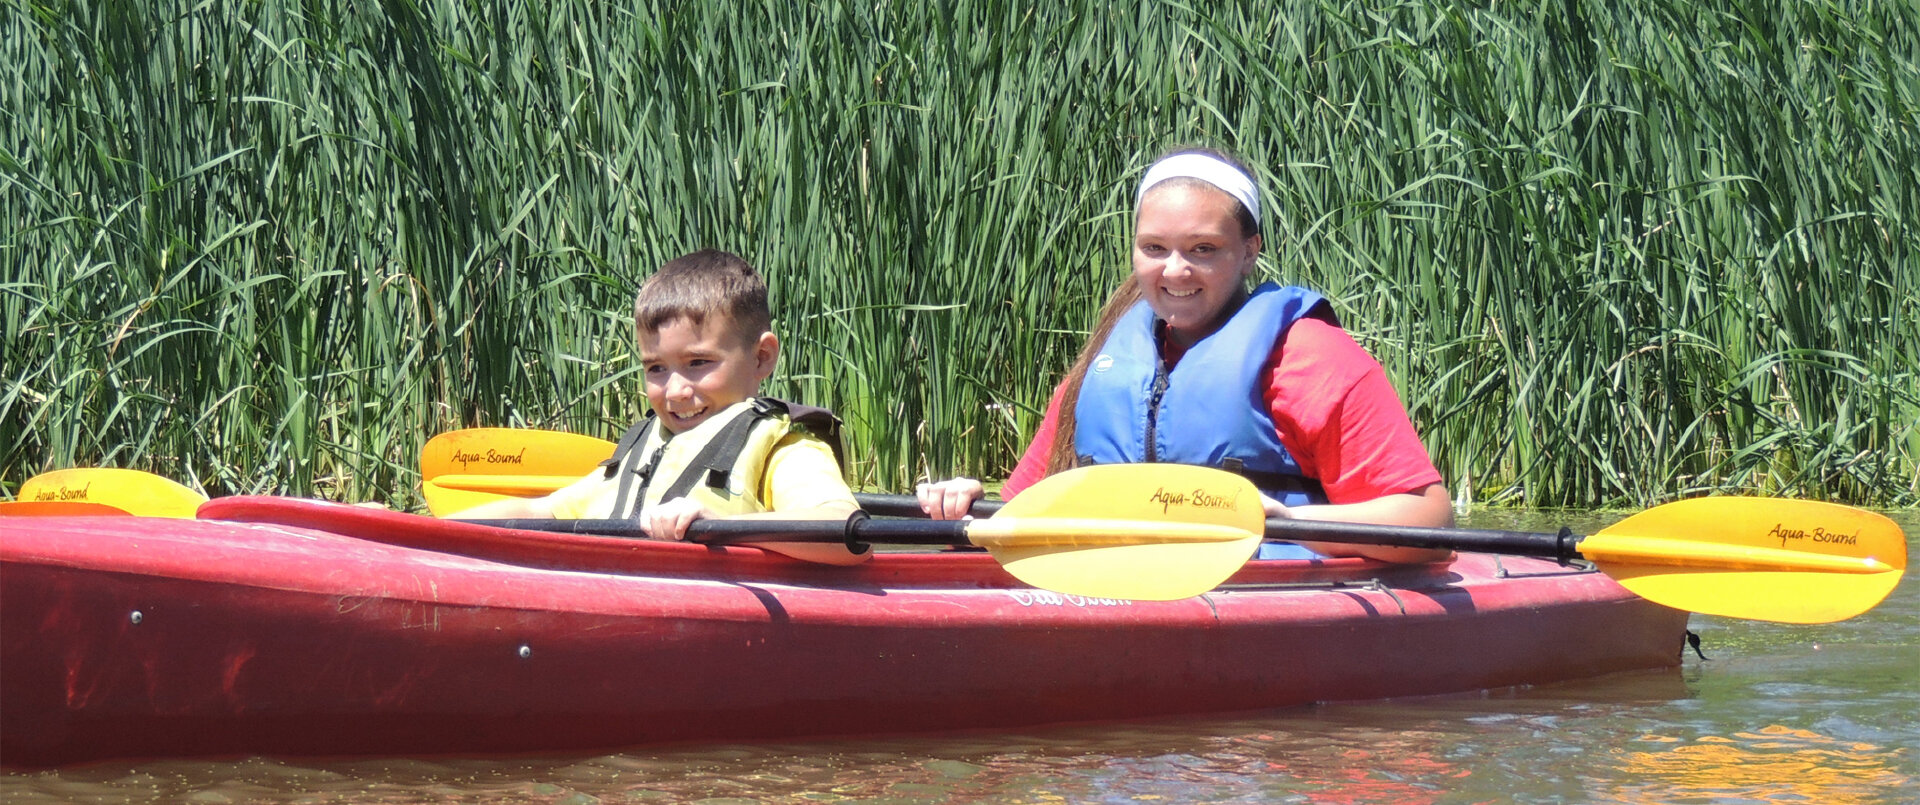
[3,0,1914,508]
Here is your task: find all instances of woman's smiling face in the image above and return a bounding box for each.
[1131,182,1262,346]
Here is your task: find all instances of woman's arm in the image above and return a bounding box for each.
[1266,483,1454,563]
[1264,318,1454,563]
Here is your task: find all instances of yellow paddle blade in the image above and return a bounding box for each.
[429,474,594,495]
[419,429,616,515]
[17,468,206,518]
[1586,497,1908,624]
[0,500,132,516]
[983,464,1265,601]
[421,479,512,518]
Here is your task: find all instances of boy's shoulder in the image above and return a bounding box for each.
[759,398,845,467]
[766,398,839,431]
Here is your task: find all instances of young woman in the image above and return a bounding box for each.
[918,148,1452,563]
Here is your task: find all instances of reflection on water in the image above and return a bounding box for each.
[4,671,1915,804]
[16,667,1902,805]
[1608,725,1910,804]
[4,510,1915,804]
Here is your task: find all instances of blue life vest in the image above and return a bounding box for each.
[1073,282,1331,560]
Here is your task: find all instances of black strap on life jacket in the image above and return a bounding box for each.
[657,399,783,503]
[1218,457,1328,502]
[601,413,660,520]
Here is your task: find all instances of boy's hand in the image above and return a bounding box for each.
[916,478,984,521]
[641,496,716,542]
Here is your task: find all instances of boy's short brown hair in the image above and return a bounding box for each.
[633,250,773,345]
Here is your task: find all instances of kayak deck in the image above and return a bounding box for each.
[0,499,1689,766]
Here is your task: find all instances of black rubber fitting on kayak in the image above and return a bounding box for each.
[1554,526,1579,565]
[842,510,873,555]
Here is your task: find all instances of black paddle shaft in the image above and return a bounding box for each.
[1263,518,1585,562]
[472,512,969,550]
[475,509,1584,562]
[854,494,1586,562]
[854,493,1002,519]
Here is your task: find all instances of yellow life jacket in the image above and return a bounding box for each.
[595,397,844,520]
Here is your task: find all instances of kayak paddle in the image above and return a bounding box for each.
[1246,495,1906,624]
[473,463,1268,601]
[420,428,616,515]
[9,461,1264,600]
[465,463,1907,620]
[13,468,202,518]
[15,461,1906,619]
[417,427,1029,518]
[855,489,1906,620]
[0,500,132,516]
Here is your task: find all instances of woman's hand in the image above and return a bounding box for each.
[916,478,985,520]
[641,496,715,542]
[1260,494,1292,519]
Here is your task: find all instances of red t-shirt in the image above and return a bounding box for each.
[1003,316,1442,502]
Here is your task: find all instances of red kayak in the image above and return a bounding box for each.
[1,498,1688,766]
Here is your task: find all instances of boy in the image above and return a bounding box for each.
[453,250,866,565]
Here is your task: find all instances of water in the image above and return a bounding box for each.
[5,509,1916,804]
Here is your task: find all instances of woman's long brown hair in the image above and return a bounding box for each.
[1042,147,1262,475]
[1044,275,1142,474]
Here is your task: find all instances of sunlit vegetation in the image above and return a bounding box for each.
[4,1,1914,507]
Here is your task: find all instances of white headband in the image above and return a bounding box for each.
[1136,153,1261,226]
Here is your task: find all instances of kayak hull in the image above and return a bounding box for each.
[1,499,1689,766]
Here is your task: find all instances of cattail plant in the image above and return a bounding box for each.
[3,0,1913,508]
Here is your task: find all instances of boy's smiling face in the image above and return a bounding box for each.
[639,315,778,433]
